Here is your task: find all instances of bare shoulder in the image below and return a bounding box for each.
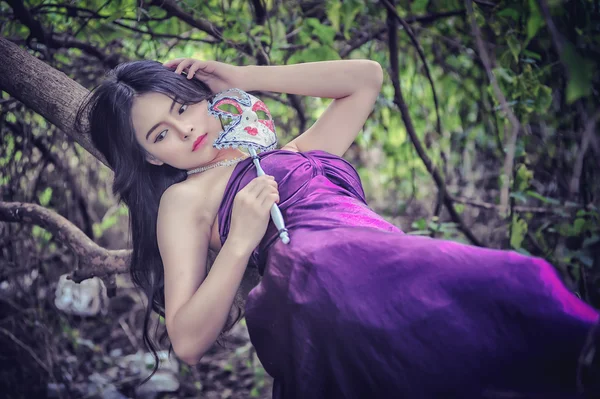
[159,179,211,223]
[280,143,300,152]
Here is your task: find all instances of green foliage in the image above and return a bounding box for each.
[1,0,599,394]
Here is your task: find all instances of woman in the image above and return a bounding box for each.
[79,58,599,398]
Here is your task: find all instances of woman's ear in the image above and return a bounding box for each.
[146,154,164,166]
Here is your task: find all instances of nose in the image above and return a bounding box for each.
[172,119,194,139]
[182,125,194,139]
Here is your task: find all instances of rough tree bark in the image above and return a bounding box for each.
[0,36,108,166]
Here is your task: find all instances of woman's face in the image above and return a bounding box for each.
[131,92,223,170]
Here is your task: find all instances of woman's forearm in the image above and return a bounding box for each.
[240,60,383,99]
[170,239,252,364]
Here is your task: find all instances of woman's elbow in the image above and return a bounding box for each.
[172,339,204,366]
[365,60,384,89]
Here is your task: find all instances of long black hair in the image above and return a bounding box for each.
[77,60,246,381]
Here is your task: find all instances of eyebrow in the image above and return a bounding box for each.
[145,98,178,141]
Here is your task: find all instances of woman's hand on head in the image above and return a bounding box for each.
[228,175,279,254]
[163,58,244,93]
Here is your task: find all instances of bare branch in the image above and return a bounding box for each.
[0,327,51,375]
[465,0,521,215]
[5,0,115,65]
[386,0,483,247]
[450,195,596,214]
[0,201,130,279]
[4,121,94,238]
[31,5,216,44]
[148,0,269,64]
[381,0,442,151]
[569,111,600,196]
[536,0,564,58]
[31,3,171,22]
[340,9,465,58]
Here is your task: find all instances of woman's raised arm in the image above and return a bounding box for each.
[165,59,383,157]
[241,60,384,157]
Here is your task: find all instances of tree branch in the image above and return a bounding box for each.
[32,5,217,44]
[569,110,600,197]
[381,0,442,157]
[450,195,596,214]
[0,37,109,167]
[148,0,269,64]
[5,0,115,65]
[0,201,130,280]
[386,0,483,247]
[250,0,267,25]
[0,327,51,375]
[340,9,465,58]
[4,121,94,239]
[465,0,521,215]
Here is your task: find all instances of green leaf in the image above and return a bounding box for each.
[287,46,340,64]
[306,18,336,45]
[498,8,520,20]
[494,67,515,83]
[534,85,552,113]
[572,218,585,235]
[525,191,560,205]
[341,0,363,39]
[507,35,521,62]
[38,187,52,206]
[510,215,528,249]
[526,0,544,41]
[326,1,341,32]
[510,191,528,204]
[411,0,429,14]
[515,164,532,192]
[563,44,594,103]
[522,49,541,60]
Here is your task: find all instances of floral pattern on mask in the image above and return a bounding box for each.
[208,88,277,151]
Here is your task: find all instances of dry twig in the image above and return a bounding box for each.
[465,0,521,216]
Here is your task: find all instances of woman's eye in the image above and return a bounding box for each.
[179,104,188,114]
[155,130,167,143]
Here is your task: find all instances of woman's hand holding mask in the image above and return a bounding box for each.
[163,58,243,93]
[228,175,280,255]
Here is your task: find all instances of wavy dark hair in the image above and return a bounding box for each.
[76,60,248,382]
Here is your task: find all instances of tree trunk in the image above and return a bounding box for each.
[0,36,108,167]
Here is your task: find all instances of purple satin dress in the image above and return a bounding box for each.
[217,150,599,398]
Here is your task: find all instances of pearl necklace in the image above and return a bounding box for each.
[187,155,248,175]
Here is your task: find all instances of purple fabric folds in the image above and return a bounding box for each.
[217,150,599,399]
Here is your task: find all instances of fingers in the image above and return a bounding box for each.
[186,61,207,80]
[240,175,279,207]
[246,175,276,192]
[162,58,185,68]
[174,59,195,75]
[163,58,205,79]
[259,190,280,208]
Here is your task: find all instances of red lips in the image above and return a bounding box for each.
[192,134,207,151]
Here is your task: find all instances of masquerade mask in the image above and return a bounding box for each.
[207,88,290,245]
[208,88,277,152]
